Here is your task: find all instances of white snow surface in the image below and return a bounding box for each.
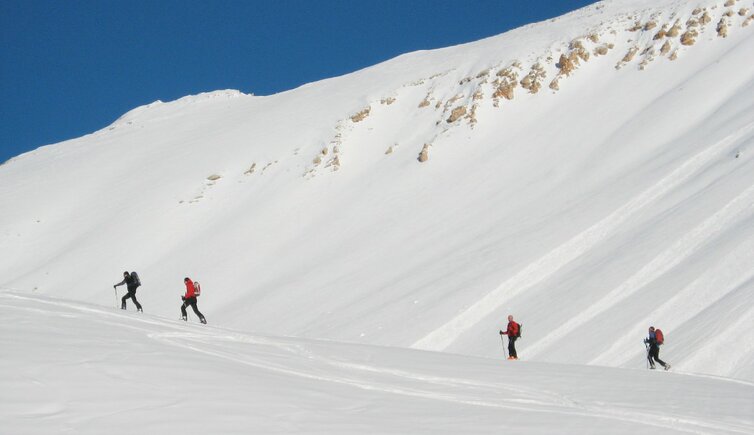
[2,292,752,434]
[2,0,754,432]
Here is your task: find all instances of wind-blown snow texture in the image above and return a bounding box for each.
[1,0,754,432]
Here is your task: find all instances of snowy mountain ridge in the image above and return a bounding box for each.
[1,0,754,388]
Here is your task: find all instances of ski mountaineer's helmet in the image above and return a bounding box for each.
[123,271,129,276]
[184,277,190,283]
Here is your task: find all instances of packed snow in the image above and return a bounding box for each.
[1,0,753,432]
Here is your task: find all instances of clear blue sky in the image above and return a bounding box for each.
[0,0,597,163]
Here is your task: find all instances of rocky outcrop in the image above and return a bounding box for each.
[350,107,371,123]
[447,106,467,123]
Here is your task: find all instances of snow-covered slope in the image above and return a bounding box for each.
[3,292,752,434]
[1,0,753,388]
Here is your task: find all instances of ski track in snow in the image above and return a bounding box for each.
[157,335,749,435]
[413,124,754,352]
[3,292,753,435]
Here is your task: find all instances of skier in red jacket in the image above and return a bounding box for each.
[181,277,206,324]
[499,315,520,360]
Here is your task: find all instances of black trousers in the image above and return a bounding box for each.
[121,288,142,310]
[647,344,667,368]
[181,297,205,322]
[508,336,518,358]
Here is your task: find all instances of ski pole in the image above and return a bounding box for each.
[500,333,507,359]
[114,287,118,307]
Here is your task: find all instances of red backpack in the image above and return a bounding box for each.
[655,329,664,345]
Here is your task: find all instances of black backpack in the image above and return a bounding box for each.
[517,323,522,338]
[131,271,141,287]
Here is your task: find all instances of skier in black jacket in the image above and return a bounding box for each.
[644,326,670,370]
[114,271,142,312]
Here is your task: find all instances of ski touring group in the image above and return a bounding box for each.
[113,271,206,324]
[113,270,670,369]
[498,315,671,370]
